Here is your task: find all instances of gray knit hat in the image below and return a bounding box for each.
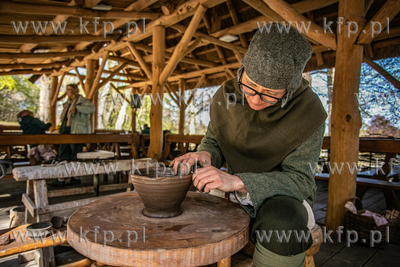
[240,23,312,107]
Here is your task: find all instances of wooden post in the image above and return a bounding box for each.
[93,89,98,131]
[147,25,165,160]
[131,88,138,159]
[49,77,58,133]
[85,60,95,97]
[179,78,186,135]
[325,0,364,232]
[86,60,96,133]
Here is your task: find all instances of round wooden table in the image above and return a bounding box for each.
[67,191,250,267]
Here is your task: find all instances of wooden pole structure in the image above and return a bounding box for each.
[86,60,96,133]
[131,88,138,159]
[179,78,186,134]
[147,25,165,160]
[49,77,58,133]
[85,60,95,97]
[325,0,364,232]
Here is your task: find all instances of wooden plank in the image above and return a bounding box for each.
[315,173,400,191]
[325,0,364,232]
[0,134,132,146]
[320,244,378,266]
[47,183,131,197]
[322,137,400,153]
[364,244,400,266]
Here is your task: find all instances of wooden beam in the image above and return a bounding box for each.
[179,78,186,133]
[183,38,204,58]
[171,24,247,55]
[0,35,115,44]
[0,51,90,59]
[74,67,85,89]
[325,0,364,233]
[127,42,153,79]
[262,0,337,50]
[143,51,217,68]
[89,63,128,100]
[214,45,234,79]
[364,0,375,16]
[49,77,58,132]
[129,62,241,88]
[0,2,160,20]
[90,52,109,98]
[111,83,131,105]
[147,25,165,160]
[227,0,248,48]
[51,73,66,107]
[165,82,179,106]
[0,69,53,75]
[159,5,208,85]
[214,0,339,38]
[74,0,159,51]
[316,52,324,66]
[357,0,400,45]
[363,56,400,90]
[188,73,206,104]
[85,60,96,97]
[0,61,69,70]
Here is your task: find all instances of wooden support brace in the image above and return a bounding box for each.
[90,52,109,98]
[159,5,208,85]
[50,73,65,107]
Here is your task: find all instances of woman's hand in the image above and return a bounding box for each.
[170,151,212,174]
[192,166,248,194]
[69,108,76,115]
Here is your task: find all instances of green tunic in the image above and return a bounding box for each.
[197,77,326,218]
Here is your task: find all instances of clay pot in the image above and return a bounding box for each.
[131,167,192,218]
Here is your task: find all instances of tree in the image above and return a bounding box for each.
[365,115,400,137]
[0,75,39,122]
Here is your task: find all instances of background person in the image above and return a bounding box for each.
[17,110,56,164]
[51,84,95,187]
[171,25,327,267]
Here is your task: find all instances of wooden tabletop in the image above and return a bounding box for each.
[67,191,250,266]
[0,224,67,258]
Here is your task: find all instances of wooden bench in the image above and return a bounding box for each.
[160,133,204,161]
[318,137,400,210]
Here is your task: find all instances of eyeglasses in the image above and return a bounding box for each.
[238,71,287,104]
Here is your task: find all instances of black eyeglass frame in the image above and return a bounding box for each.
[238,71,287,104]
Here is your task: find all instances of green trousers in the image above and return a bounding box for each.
[249,196,312,267]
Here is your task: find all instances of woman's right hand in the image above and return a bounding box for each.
[170,151,212,174]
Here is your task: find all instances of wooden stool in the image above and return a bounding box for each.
[237,224,323,267]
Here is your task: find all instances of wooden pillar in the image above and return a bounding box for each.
[325,0,364,232]
[147,25,165,160]
[131,88,138,159]
[86,60,96,133]
[49,77,58,133]
[179,78,186,134]
[93,90,98,131]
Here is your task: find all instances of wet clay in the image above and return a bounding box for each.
[131,167,192,218]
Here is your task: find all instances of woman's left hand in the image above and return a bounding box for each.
[69,108,76,114]
[192,166,247,194]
